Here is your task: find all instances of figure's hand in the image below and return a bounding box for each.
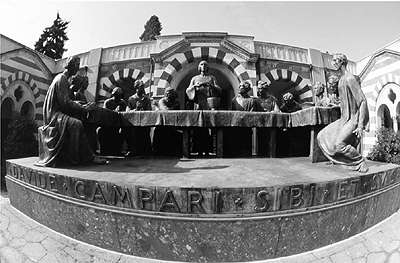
[353,127,364,138]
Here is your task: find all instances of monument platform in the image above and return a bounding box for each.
[5,157,400,262]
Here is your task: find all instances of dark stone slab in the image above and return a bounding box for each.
[5,157,400,262]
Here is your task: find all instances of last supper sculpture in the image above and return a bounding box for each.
[5,37,399,263]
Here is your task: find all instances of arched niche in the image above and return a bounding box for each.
[377,104,393,130]
[1,97,15,141]
[171,61,240,110]
[20,101,35,120]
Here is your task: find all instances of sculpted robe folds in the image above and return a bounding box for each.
[317,72,369,169]
[36,73,94,166]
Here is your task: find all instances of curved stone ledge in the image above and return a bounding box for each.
[5,157,400,262]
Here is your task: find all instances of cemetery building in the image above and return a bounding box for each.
[1,32,399,156]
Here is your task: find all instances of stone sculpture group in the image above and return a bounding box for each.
[35,54,369,172]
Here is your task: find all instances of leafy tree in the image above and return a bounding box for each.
[34,13,69,59]
[140,15,162,41]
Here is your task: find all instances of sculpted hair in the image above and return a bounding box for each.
[65,56,80,70]
[333,53,348,67]
[134,80,145,89]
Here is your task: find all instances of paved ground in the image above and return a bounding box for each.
[0,192,399,263]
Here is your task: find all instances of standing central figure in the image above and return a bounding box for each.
[186,61,222,156]
[186,60,222,110]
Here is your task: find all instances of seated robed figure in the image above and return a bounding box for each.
[313,82,331,107]
[36,57,109,166]
[225,81,261,157]
[256,81,280,156]
[98,87,127,156]
[326,75,341,106]
[126,80,152,156]
[256,81,280,113]
[153,87,182,156]
[186,61,222,156]
[280,92,302,113]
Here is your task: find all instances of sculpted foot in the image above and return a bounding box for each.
[357,162,369,173]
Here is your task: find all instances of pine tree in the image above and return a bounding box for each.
[140,15,162,41]
[34,13,69,59]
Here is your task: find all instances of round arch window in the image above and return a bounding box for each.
[377,104,393,129]
[1,97,15,119]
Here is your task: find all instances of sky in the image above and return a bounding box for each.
[1,1,400,61]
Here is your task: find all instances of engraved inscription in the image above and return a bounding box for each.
[112,185,133,208]
[138,187,153,210]
[187,190,205,213]
[159,190,180,213]
[74,180,86,199]
[6,162,399,215]
[254,190,270,212]
[90,183,107,204]
[290,186,304,208]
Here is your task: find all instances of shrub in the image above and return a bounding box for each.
[367,127,400,164]
[1,117,38,190]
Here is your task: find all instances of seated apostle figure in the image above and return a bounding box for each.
[126,80,152,156]
[226,82,261,157]
[98,87,127,155]
[36,56,109,167]
[153,87,182,156]
[256,81,280,112]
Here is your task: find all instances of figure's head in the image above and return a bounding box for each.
[198,60,209,73]
[65,56,80,76]
[283,92,294,102]
[164,87,177,101]
[134,80,145,96]
[327,75,339,94]
[70,75,88,92]
[257,80,269,97]
[239,81,251,95]
[332,53,348,70]
[111,87,123,100]
[313,82,325,96]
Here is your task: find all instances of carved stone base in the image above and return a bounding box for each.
[5,157,400,262]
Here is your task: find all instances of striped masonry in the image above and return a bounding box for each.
[260,69,313,103]
[0,71,45,121]
[153,47,256,96]
[99,69,152,99]
[361,56,400,156]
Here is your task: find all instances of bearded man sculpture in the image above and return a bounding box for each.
[317,53,369,173]
[36,56,109,166]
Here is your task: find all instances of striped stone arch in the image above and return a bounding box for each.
[99,68,151,98]
[364,73,400,121]
[155,47,256,96]
[260,69,313,103]
[362,72,400,156]
[0,71,44,121]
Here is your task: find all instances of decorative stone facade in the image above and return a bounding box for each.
[358,39,400,156]
[9,32,397,157]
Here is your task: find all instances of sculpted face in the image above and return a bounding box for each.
[327,75,339,94]
[283,92,293,102]
[198,61,209,73]
[313,82,324,96]
[331,57,342,70]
